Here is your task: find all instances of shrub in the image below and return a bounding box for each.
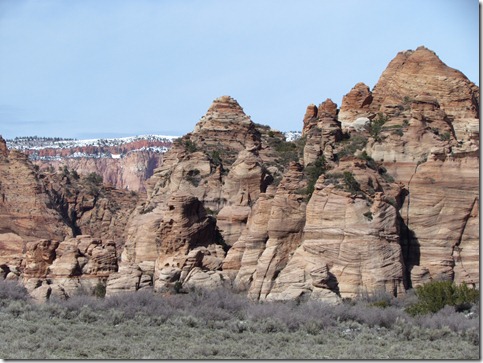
[392,128,404,137]
[183,140,198,153]
[367,113,387,142]
[85,172,103,185]
[185,169,201,187]
[343,171,360,194]
[358,151,377,171]
[405,281,479,316]
[93,281,106,298]
[381,172,395,183]
[173,281,183,294]
[402,95,413,107]
[323,172,343,187]
[269,137,304,169]
[61,166,70,177]
[440,132,451,141]
[337,135,368,158]
[0,280,30,302]
[304,156,327,197]
[209,150,222,166]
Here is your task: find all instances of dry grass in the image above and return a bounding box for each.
[0,281,479,359]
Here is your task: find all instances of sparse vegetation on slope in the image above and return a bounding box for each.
[0,280,478,359]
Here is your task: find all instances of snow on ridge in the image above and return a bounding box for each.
[7,134,180,151]
[53,134,180,149]
[284,131,302,142]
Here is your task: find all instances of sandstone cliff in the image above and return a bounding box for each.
[107,47,477,300]
[8,135,174,192]
[35,151,163,192]
[338,46,479,290]
[0,137,139,298]
[0,46,478,302]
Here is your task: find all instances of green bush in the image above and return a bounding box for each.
[185,169,201,187]
[85,172,103,185]
[209,150,222,166]
[305,156,327,197]
[269,137,304,169]
[343,171,360,194]
[337,135,368,159]
[367,113,387,142]
[173,281,183,294]
[358,151,377,171]
[406,281,479,316]
[392,128,404,137]
[184,140,198,153]
[93,282,106,298]
[440,132,451,141]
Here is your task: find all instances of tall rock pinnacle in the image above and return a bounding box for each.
[339,46,479,123]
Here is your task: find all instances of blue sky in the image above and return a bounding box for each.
[0,0,479,139]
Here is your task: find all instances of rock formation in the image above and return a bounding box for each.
[7,135,174,192]
[0,138,139,299]
[0,140,69,269]
[35,151,164,192]
[0,46,479,302]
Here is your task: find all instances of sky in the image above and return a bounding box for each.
[0,0,479,139]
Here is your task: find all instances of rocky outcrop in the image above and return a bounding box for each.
[0,145,69,271]
[267,182,404,301]
[35,151,164,192]
[402,157,479,287]
[108,96,274,294]
[244,162,308,300]
[0,138,139,299]
[371,46,479,120]
[217,148,270,245]
[40,171,139,250]
[349,47,480,289]
[339,82,373,123]
[0,46,479,301]
[22,235,118,300]
[303,99,342,165]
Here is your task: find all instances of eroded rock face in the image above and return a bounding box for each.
[0,46,479,301]
[402,157,479,287]
[339,82,373,122]
[370,46,479,120]
[303,99,342,165]
[36,151,164,192]
[256,159,406,302]
[217,148,270,246]
[111,96,284,293]
[22,235,118,300]
[245,162,308,300]
[352,47,480,289]
[0,145,70,272]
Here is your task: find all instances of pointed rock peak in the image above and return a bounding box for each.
[206,95,246,116]
[383,46,460,78]
[338,83,373,122]
[193,95,252,134]
[318,99,338,118]
[371,46,479,119]
[302,104,318,137]
[304,104,318,120]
